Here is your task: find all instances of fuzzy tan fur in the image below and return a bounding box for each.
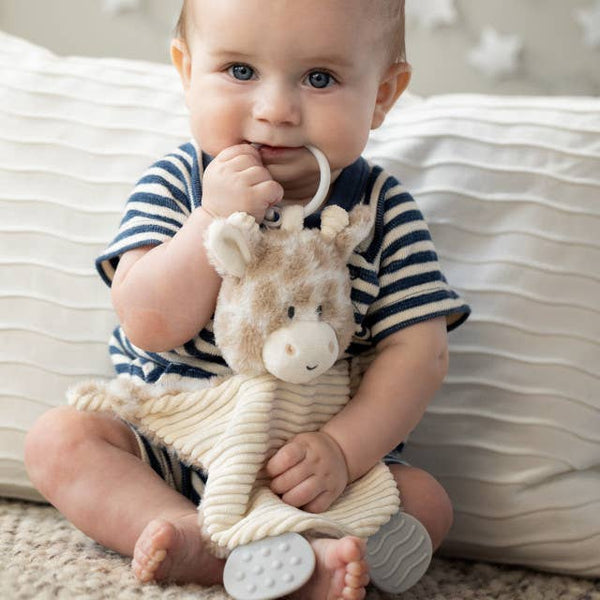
[209,206,372,377]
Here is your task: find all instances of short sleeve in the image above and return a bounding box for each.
[96,143,199,286]
[367,182,469,343]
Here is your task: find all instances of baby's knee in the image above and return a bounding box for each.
[25,407,86,485]
[25,406,131,496]
[389,464,453,550]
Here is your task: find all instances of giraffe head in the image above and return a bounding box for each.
[204,204,372,384]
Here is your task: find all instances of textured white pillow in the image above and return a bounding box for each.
[365,95,600,576]
[0,31,188,500]
[1,31,598,577]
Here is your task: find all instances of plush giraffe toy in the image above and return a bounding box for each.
[70,180,432,599]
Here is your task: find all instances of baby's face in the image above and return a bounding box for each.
[176,0,403,193]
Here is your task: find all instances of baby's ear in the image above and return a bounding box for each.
[371,62,411,130]
[204,213,261,278]
[171,38,193,104]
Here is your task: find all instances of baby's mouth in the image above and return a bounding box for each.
[251,145,308,164]
[250,142,303,151]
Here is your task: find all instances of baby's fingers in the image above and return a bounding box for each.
[265,441,306,478]
[270,459,314,495]
[280,476,322,509]
[302,491,334,514]
[215,143,260,163]
[252,179,284,207]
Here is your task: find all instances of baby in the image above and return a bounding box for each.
[25,1,469,599]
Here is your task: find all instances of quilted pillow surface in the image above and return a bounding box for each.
[365,94,599,576]
[0,31,188,499]
[1,31,598,576]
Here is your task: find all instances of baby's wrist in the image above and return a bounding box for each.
[319,429,350,484]
[198,205,218,220]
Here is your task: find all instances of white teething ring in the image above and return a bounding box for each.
[264,145,331,227]
[301,145,331,217]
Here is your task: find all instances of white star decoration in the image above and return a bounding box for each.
[102,0,142,16]
[468,27,523,80]
[405,0,457,29]
[575,0,600,48]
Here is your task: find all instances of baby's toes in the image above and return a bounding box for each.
[342,584,367,600]
[132,519,173,582]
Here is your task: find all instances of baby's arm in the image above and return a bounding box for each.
[111,145,283,351]
[266,316,448,512]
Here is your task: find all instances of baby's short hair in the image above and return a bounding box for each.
[175,0,406,64]
[380,0,407,63]
[175,1,187,42]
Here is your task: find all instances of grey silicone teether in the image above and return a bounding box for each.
[223,532,316,600]
[366,511,433,594]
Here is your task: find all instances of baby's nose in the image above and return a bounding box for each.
[253,83,301,126]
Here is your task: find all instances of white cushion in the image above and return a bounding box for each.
[0,31,188,500]
[1,31,598,576]
[365,94,600,576]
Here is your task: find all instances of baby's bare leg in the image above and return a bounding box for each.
[389,463,453,550]
[25,405,378,595]
[25,406,224,585]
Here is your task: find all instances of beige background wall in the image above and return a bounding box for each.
[1,0,599,96]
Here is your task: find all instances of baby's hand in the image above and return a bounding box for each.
[266,431,349,513]
[201,144,283,223]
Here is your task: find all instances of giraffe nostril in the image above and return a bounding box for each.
[285,344,296,356]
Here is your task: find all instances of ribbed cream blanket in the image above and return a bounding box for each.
[69,361,400,556]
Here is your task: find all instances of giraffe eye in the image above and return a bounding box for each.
[287,306,296,319]
[316,305,323,316]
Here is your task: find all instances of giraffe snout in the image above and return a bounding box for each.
[262,321,339,384]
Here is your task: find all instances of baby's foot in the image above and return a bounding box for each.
[132,514,224,585]
[291,536,369,600]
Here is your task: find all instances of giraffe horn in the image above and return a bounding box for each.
[321,205,349,240]
[280,205,305,232]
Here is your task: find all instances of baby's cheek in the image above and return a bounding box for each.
[189,104,245,156]
[316,122,370,172]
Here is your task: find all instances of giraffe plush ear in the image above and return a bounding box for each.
[324,204,373,261]
[204,212,261,278]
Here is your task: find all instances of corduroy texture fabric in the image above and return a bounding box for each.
[68,361,400,554]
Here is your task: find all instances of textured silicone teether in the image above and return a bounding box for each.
[366,511,433,594]
[223,532,316,600]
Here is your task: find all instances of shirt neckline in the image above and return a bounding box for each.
[305,156,369,228]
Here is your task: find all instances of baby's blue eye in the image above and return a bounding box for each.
[229,64,255,81]
[307,71,334,89]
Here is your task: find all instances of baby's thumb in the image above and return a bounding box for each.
[268,181,284,206]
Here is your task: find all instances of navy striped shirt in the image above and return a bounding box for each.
[97,141,469,384]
